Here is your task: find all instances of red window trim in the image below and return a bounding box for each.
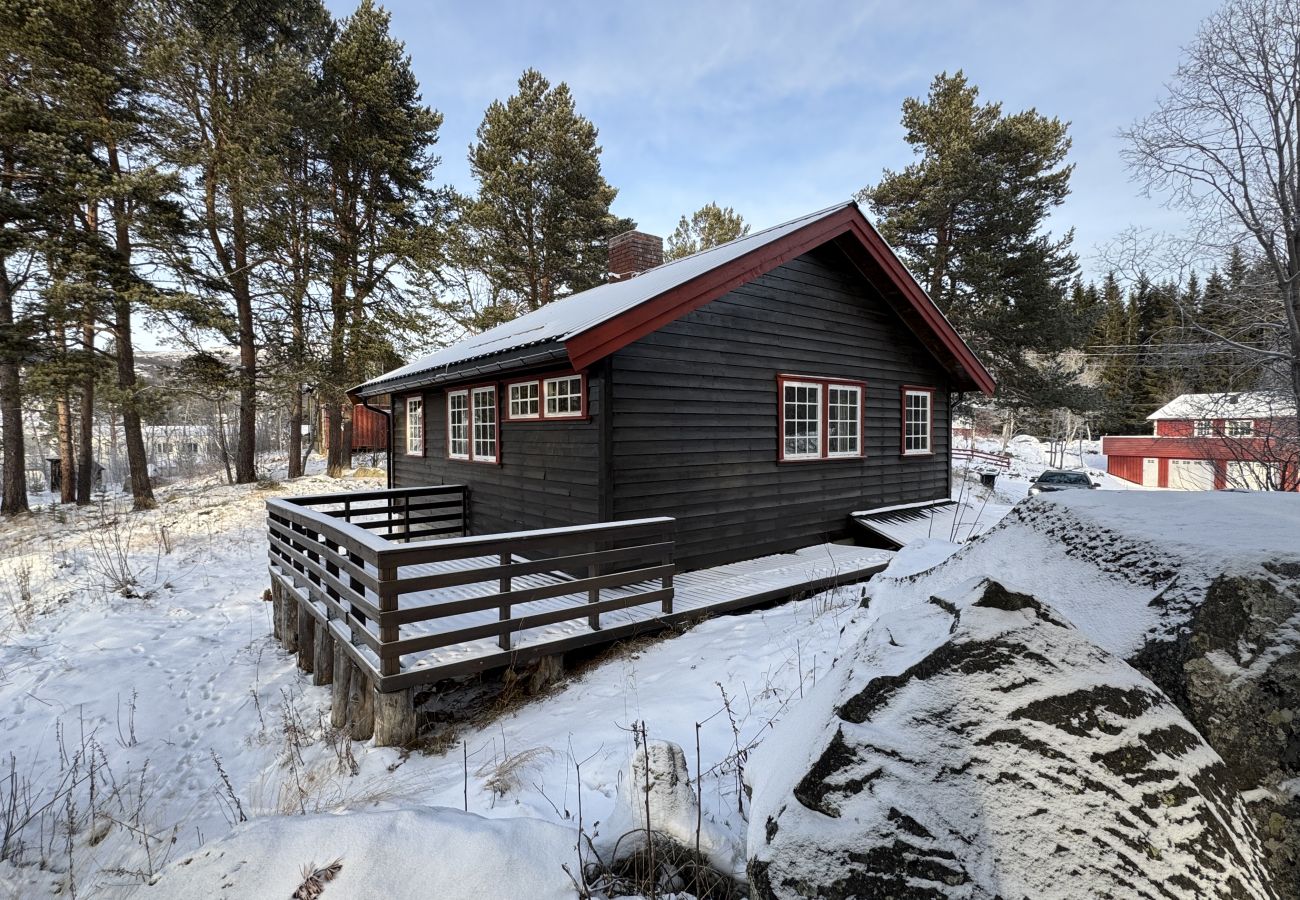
[776,373,867,463]
[502,369,589,422]
[445,381,502,465]
[404,394,426,457]
[900,385,936,458]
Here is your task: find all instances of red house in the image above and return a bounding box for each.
[1102,392,1299,491]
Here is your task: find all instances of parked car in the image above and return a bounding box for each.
[1029,469,1100,495]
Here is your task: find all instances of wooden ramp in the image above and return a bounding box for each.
[275,542,892,686]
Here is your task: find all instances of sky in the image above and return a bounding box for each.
[324,0,1222,278]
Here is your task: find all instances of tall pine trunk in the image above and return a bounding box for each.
[287,382,303,479]
[232,197,257,484]
[77,310,95,503]
[56,391,75,504]
[107,136,154,510]
[325,400,345,477]
[0,269,28,515]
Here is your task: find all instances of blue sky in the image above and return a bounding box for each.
[326,0,1220,278]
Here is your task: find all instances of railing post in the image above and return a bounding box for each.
[402,495,411,543]
[587,538,601,630]
[348,550,367,641]
[378,559,399,679]
[324,537,340,607]
[661,527,675,614]
[498,551,511,650]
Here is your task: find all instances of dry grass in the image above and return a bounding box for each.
[585,834,745,899]
[476,747,553,799]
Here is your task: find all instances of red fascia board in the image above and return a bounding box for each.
[563,206,996,396]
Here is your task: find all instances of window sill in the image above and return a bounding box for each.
[778,454,867,465]
[447,455,500,466]
[900,450,935,458]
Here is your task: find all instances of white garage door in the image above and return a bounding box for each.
[1168,458,1215,491]
[1226,461,1276,490]
[1142,457,1160,487]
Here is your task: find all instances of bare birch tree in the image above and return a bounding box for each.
[1122,0,1300,429]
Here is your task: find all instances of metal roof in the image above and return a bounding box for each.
[354,200,997,397]
[355,204,851,396]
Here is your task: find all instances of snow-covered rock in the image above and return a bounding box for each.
[147,807,581,899]
[869,491,1300,892]
[598,739,744,878]
[746,578,1277,900]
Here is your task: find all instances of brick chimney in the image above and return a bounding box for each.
[608,230,664,280]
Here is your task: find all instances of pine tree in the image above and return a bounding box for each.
[467,69,621,310]
[319,0,443,477]
[147,0,332,484]
[858,71,1085,411]
[664,203,750,260]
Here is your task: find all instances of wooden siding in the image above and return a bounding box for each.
[609,245,952,569]
[391,373,603,535]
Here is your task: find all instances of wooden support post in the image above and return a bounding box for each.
[661,563,674,615]
[373,686,415,747]
[348,663,375,741]
[297,613,315,674]
[270,577,283,640]
[331,641,350,729]
[402,495,411,543]
[313,623,334,687]
[282,589,300,654]
[498,551,511,650]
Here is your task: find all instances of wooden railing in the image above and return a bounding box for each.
[952,447,1012,470]
[266,486,675,697]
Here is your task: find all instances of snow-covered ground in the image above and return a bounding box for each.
[944,433,1139,540]
[0,461,875,898]
[1,434,1272,898]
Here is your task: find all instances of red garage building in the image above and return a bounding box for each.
[1102,392,1298,491]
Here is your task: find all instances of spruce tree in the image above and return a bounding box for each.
[467,69,621,310]
[664,203,750,260]
[858,71,1085,412]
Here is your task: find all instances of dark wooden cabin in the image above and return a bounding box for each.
[351,202,994,570]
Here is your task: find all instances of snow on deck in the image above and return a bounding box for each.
[287,542,894,681]
[853,498,1002,546]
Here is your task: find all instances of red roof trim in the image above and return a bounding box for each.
[563,204,995,395]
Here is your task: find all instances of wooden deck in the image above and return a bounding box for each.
[272,541,892,685]
[265,485,893,744]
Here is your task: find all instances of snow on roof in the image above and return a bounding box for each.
[355,202,854,395]
[1147,391,1297,421]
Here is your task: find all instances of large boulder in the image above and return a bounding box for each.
[871,491,1300,892]
[746,578,1277,899]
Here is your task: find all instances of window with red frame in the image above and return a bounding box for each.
[778,375,864,461]
[902,387,933,455]
[504,372,586,421]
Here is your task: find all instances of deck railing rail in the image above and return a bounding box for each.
[266,486,675,704]
[952,447,1012,470]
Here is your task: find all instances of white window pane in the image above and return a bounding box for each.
[782,381,821,458]
[472,388,497,460]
